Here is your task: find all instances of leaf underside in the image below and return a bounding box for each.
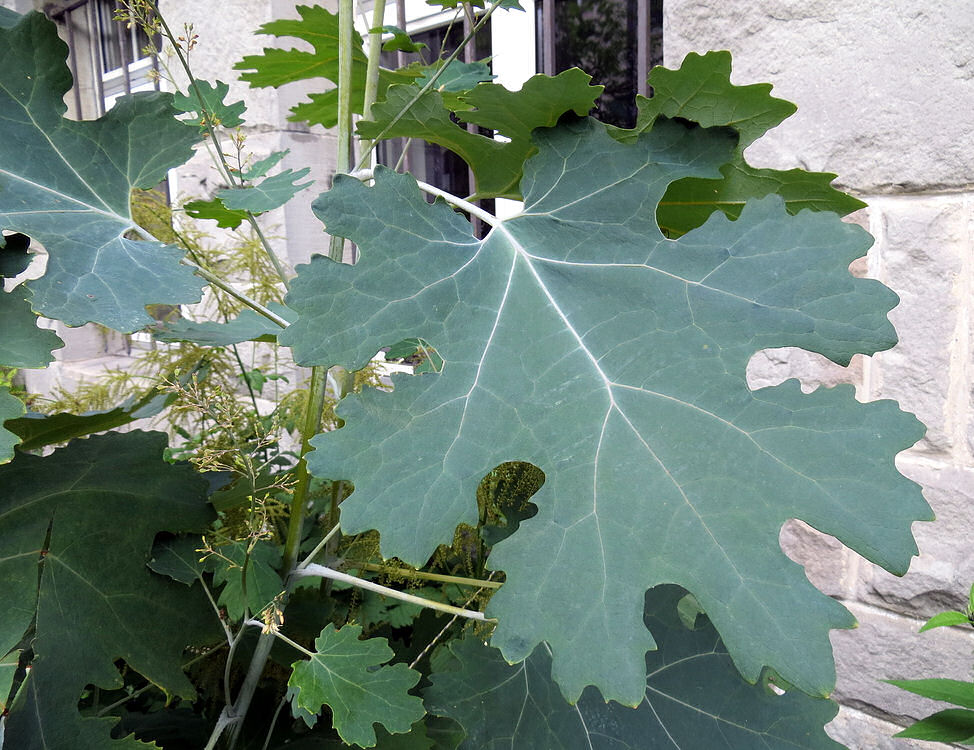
[426,586,843,749]
[0,13,205,332]
[0,432,218,749]
[624,51,865,235]
[281,115,929,705]
[357,68,603,200]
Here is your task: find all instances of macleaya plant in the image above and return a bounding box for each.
[0,1,931,748]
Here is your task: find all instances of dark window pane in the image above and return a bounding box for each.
[537,0,663,129]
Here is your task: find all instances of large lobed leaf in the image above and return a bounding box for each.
[426,586,843,749]
[357,69,603,200]
[0,431,219,749]
[0,13,204,332]
[621,51,865,236]
[280,116,930,706]
[234,5,414,128]
[288,624,426,747]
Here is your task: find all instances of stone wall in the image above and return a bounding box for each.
[5,0,974,745]
[667,2,974,747]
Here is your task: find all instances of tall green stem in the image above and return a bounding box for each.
[353,1,501,171]
[358,0,388,157]
[283,365,329,572]
[328,0,356,262]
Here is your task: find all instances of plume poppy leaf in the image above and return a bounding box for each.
[281,115,929,705]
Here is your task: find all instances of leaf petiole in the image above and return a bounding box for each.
[295,563,497,622]
[348,561,503,589]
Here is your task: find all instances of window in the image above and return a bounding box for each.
[46,0,160,118]
[536,0,663,128]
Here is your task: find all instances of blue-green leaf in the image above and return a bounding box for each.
[427,587,842,749]
[281,116,929,705]
[217,168,313,213]
[0,13,204,332]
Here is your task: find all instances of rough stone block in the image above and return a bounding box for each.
[869,198,968,456]
[826,704,954,750]
[664,1,974,191]
[747,348,864,396]
[780,518,856,598]
[858,458,974,619]
[832,601,974,724]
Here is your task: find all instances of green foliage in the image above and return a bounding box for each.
[184,197,251,228]
[0,12,203,331]
[622,51,865,236]
[153,303,295,345]
[234,4,415,127]
[426,586,843,749]
[283,115,928,703]
[173,79,247,128]
[0,4,932,749]
[206,539,284,619]
[357,69,602,199]
[0,432,218,748]
[0,385,25,462]
[217,168,314,213]
[0,233,64,369]
[887,583,974,744]
[288,625,426,746]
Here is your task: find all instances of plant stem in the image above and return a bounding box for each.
[352,168,498,227]
[283,365,329,573]
[204,707,237,750]
[353,1,501,171]
[409,573,496,669]
[358,0,387,157]
[295,563,497,622]
[224,631,275,749]
[245,215,291,290]
[95,682,156,717]
[414,179,499,226]
[129,221,289,329]
[297,522,342,570]
[180,260,290,328]
[230,343,263,431]
[148,1,291,287]
[260,694,289,750]
[328,0,356,262]
[350,561,503,589]
[247,623,316,658]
